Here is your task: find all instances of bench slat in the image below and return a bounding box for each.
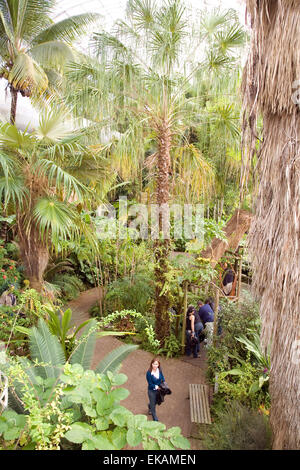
[189,384,211,424]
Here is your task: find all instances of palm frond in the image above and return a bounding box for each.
[0,175,28,208]
[126,0,157,31]
[33,13,102,45]
[69,318,98,370]
[32,196,76,243]
[29,318,65,379]
[8,52,48,94]
[35,160,87,200]
[30,40,74,69]
[94,344,138,375]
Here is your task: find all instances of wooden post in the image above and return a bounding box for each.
[237,253,243,303]
[181,281,188,354]
[213,286,220,345]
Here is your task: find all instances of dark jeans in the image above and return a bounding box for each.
[195,322,203,353]
[148,389,158,421]
[185,330,198,357]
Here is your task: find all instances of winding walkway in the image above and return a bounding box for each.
[68,288,209,447]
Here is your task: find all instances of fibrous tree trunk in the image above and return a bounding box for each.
[200,208,253,267]
[154,118,171,344]
[10,87,18,125]
[242,0,300,450]
[18,217,49,292]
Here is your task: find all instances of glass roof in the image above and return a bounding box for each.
[0,0,245,128]
[53,0,245,29]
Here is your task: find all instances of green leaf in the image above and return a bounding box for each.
[0,419,8,434]
[142,421,166,433]
[61,308,72,339]
[110,406,133,427]
[95,417,110,431]
[111,373,127,386]
[126,428,142,447]
[227,368,245,376]
[4,428,21,441]
[70,319,98,370]
[91,433,116,450]
[111,387,130,402]
[111,427,127,449]
[64,423,92,444]
[82,440,96,450]
[96,393,114,415]
[83,404,97,418]
[249,381,260,394]
[157,438,176,450]
[127,414,147,429]
[170,435,191,450]
[143,438,160,450]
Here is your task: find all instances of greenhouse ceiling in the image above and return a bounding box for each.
[0,0,245,130]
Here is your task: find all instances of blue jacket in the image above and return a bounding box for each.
[146,369,165,391]
[198,303,214,325]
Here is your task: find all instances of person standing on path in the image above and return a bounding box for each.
[146,358,165,421]
[185,306,200,358]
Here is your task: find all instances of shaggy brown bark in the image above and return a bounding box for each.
[242,0,300,450]
[200,209,253,267]
[18,217,49,292]
[10,87,18,125]
[154,118,171,344]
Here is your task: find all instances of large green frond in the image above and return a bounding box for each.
[127,0,157,31]
[94,344,138,375]
[32,196,76,243]
[8,52,48,94]
[69,318,98,370]
[29,318,65,379]
[215,24,246,53]
[30,40,74,69]
[0,122,33,149]
[36,159,88,200]
[33,13,102,45]
[0,175,28,208]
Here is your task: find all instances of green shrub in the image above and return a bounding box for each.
[104,272,154,315]
[50,273,85,301]
[201,401,271,450]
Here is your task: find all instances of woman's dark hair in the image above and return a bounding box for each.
[187,305,195,316]
[148,357,161,372]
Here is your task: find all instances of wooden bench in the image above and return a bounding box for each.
[189,384,211,424]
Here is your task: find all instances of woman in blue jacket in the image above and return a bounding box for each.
[146,358,165,421]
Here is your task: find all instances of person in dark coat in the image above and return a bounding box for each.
[156,381,172,406]
[185,306,200,358]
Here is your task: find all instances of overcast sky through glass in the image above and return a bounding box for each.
[0,0,246,128]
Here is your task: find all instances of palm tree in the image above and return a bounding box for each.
[0,0,100,124]
[0,110,108,291]
[65,0,245,344]
[242,0,300,449]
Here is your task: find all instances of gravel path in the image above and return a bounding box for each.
[68,288,210,447]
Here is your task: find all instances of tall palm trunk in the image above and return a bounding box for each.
[18,217,49,292]
[242,0,300,449]
[10,87,18,125]
[154,118,171,344]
